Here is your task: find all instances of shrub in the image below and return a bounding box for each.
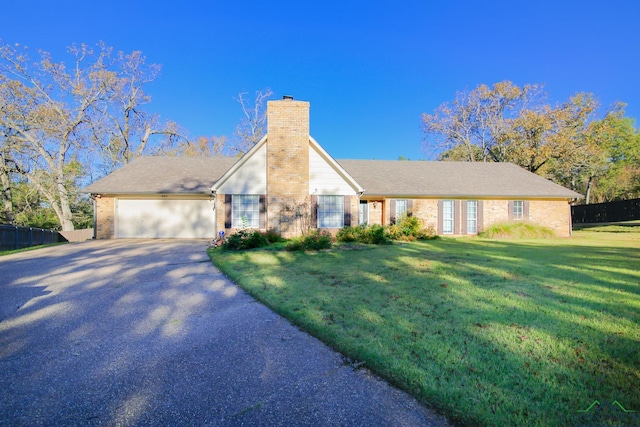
[336,224,390,245]
[363,224,390,244]
[285,239,305,251]
[263,228,284,244]
[388,215,438,241]
[223,229,269,250]
[478,221,556,239]
[336,225,364,243]
[388,224,415,241]
[286,230,333,251]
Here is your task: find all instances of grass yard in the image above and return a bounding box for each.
[208,227,640,426]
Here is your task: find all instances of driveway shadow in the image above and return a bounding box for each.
[0,240,449,426]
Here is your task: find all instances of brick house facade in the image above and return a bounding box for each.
[85,98,581,239]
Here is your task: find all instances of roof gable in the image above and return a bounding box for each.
[211,135,267,193]
[215,142,267,194]
[309,136,364,195]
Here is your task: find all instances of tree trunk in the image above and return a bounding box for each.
[585,175,593,205]
[56,177,75,231]
[1,144,15,223]
[0,171,13,223]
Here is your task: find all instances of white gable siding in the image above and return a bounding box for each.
[309,146,357,195]
[217,144,267,194]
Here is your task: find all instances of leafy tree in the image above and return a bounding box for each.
[0,41,184,229]
[422,81,640,203]
[422,81,543,163]
[581,109,640,202]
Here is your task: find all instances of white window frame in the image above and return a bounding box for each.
[513,200,524,221]
[443,200,454,234]
[467,200,477,234]
[359,201,369,225]
[395,200,407,220]
[318,195,344,228]
[232,195,260,228]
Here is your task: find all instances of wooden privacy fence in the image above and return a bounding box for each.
[572,198,640,224]
[0,224,94,251]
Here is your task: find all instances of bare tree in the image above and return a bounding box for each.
[90,48,187,174]
[422,81,543,163]
[0,41,185,230]
[232,88,272,154]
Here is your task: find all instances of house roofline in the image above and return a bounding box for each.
[360,193,582,200]
[309,136,364,194]
[210,135,267,193]
[210,134,366,195]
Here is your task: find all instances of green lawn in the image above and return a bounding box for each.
[208,228,640,426]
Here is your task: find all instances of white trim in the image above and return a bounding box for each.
[309,136,364,194]
[211,135,267,192]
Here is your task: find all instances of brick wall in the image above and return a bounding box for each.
[266,99,311,238]
[529,200,572,237]
[95,196,115,239]
[362,197,572,237]
[412,199,439,230]
[482,200,510,226]
[365,200,384,225]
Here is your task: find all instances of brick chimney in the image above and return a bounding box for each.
[266,97,310,237]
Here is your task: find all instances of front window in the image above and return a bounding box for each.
[513,200,523,220]
[443,200,453,234]
[232,195,260,228]
[318,195,344,228]
[359,201,369,225]
[395,200,407,220]
[467,200,477,234]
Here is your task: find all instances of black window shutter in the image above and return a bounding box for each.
[508,201,514,221]
[407,199,414,217]
[259,195,266,229]
[437,200,443,235]
[224,195,232,228]
[311,195,318,228]
[454,200,461,234]
[477,200,484,232]
[461,201,468,235]
[389,199,397,225]
[524,200,530,220]
[343,196,351,226]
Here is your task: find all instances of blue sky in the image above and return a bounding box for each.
[3,0,639,160]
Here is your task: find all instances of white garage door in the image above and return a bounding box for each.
[116,199,216,238]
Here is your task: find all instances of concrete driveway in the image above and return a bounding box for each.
[0,240,450,426]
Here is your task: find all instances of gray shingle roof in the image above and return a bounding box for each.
[83,156,239,194]
[337,160,582,199]
[83,156,582,200]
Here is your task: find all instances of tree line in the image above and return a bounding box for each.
[2,43,639,231]
[421,81,640,204]
[0,41,268,230]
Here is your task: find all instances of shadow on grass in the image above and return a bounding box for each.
[210,237,640,426]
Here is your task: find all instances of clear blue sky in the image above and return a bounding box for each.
[3,0,639,160]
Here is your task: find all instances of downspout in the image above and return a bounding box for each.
[212,190,218,243]
[91,194,98,240]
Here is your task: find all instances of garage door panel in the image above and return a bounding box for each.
[116,199,215,238]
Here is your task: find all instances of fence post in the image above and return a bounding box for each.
[15,225,18,249]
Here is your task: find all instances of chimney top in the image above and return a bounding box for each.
[282,95,294,100]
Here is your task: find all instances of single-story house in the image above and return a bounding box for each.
[84,98,582,239]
